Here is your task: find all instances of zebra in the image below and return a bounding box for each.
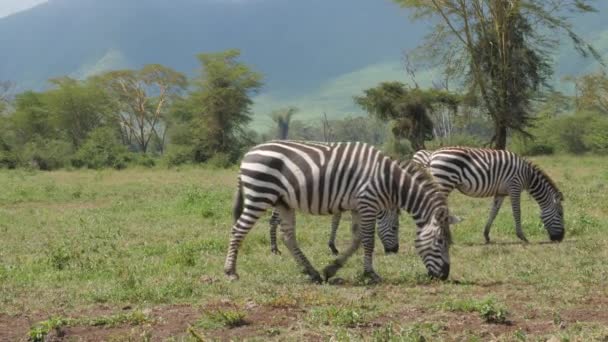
[412,149,432,167]
[421,147,564,243]
[224,140,454,283]
[268,209,401,255]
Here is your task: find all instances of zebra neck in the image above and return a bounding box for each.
[526,166,556,208]
[394,165,442,228]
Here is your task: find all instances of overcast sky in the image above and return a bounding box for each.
[0,0,47,18]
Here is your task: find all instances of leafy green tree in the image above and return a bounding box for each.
[45,77,117,148]
[11,91,55,143]
[355,82,459,150]
[94,64,187,153]
[182,49,263,162]
[394,0,602,149]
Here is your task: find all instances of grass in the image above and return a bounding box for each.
[0,155,607,340]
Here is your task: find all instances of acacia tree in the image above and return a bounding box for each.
[95,64,187,153]
[571,69,608,114]
[188,49,263,161]
[355,82,459,151]
[394,0,602,149]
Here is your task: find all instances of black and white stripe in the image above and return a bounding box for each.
[423,147,564,243]
[268,209,400,255]
[412,150,432,167]
[224,140,453,283]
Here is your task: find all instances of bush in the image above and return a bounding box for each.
[163,145,195,166]
[582,115,608,154]
[129,153,157,168]
[22,138,73,170]
[383,135,413,159]
[73,127,129,169]
[206,153,233,169]
[0,150,18,169]
[427,133,485,150]
[510,134,554,156]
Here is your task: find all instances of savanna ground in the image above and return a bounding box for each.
[0,155,607,341]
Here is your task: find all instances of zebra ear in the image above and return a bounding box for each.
[449,215,463,225]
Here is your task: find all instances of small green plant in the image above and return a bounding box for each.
[198,309,247,329]
[28,311,151,341]
[479,301,509,324]
[440,297,509,324]
[85,311,150,327]
[309,306,364,327]
[28,317,71,342]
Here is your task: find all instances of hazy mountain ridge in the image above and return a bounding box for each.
[1,0,607,130]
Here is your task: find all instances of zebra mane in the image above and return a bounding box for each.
[526,160,563,200]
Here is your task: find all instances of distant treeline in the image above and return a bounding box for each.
[0,49,607,171]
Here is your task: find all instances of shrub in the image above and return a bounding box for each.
[427,133,485,150]
[163,144,194,166]
[510,133,554,156]
[73,127,129,169]
[0,149,18,169]
[21,138,73,170]
[206,152,232,169]
[129,153,157,168]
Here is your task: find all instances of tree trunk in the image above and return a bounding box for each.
[494,124,507,150]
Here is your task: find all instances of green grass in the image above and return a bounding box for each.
[1,155,608,340]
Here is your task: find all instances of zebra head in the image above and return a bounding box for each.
[541,191,564,242]
[415,206,452,280]
[376,209,401,254]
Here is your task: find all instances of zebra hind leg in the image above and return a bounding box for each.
[269,209,281,255]
[276,205,323,284]
[323,210,363,282]
[224,201,267,281]
[327,212,342,255]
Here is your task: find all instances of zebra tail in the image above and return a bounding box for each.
[232,177,244,224]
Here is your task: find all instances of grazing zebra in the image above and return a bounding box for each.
[422,147,564,243]
[268,209,401,255]
[224,140,454,283]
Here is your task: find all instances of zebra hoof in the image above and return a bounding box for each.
[271,247,281,255]
[225,272,239,282]
[517,235,529,243]
[362,271,382,285]
[328,243,339,256]
[309,271,323,284]
[322,263,341,281]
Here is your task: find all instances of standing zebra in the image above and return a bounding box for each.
[225,140,454,283]
[422,147,564,243]
[268,209,400,255]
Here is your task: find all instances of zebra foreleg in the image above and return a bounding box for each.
[509,189,528,243]
[327,212,342,255]
[323,211,361,281]
[359,211,381,283]
[268,210,281,254]
[483,196,505,243]
[277,206,323,283]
